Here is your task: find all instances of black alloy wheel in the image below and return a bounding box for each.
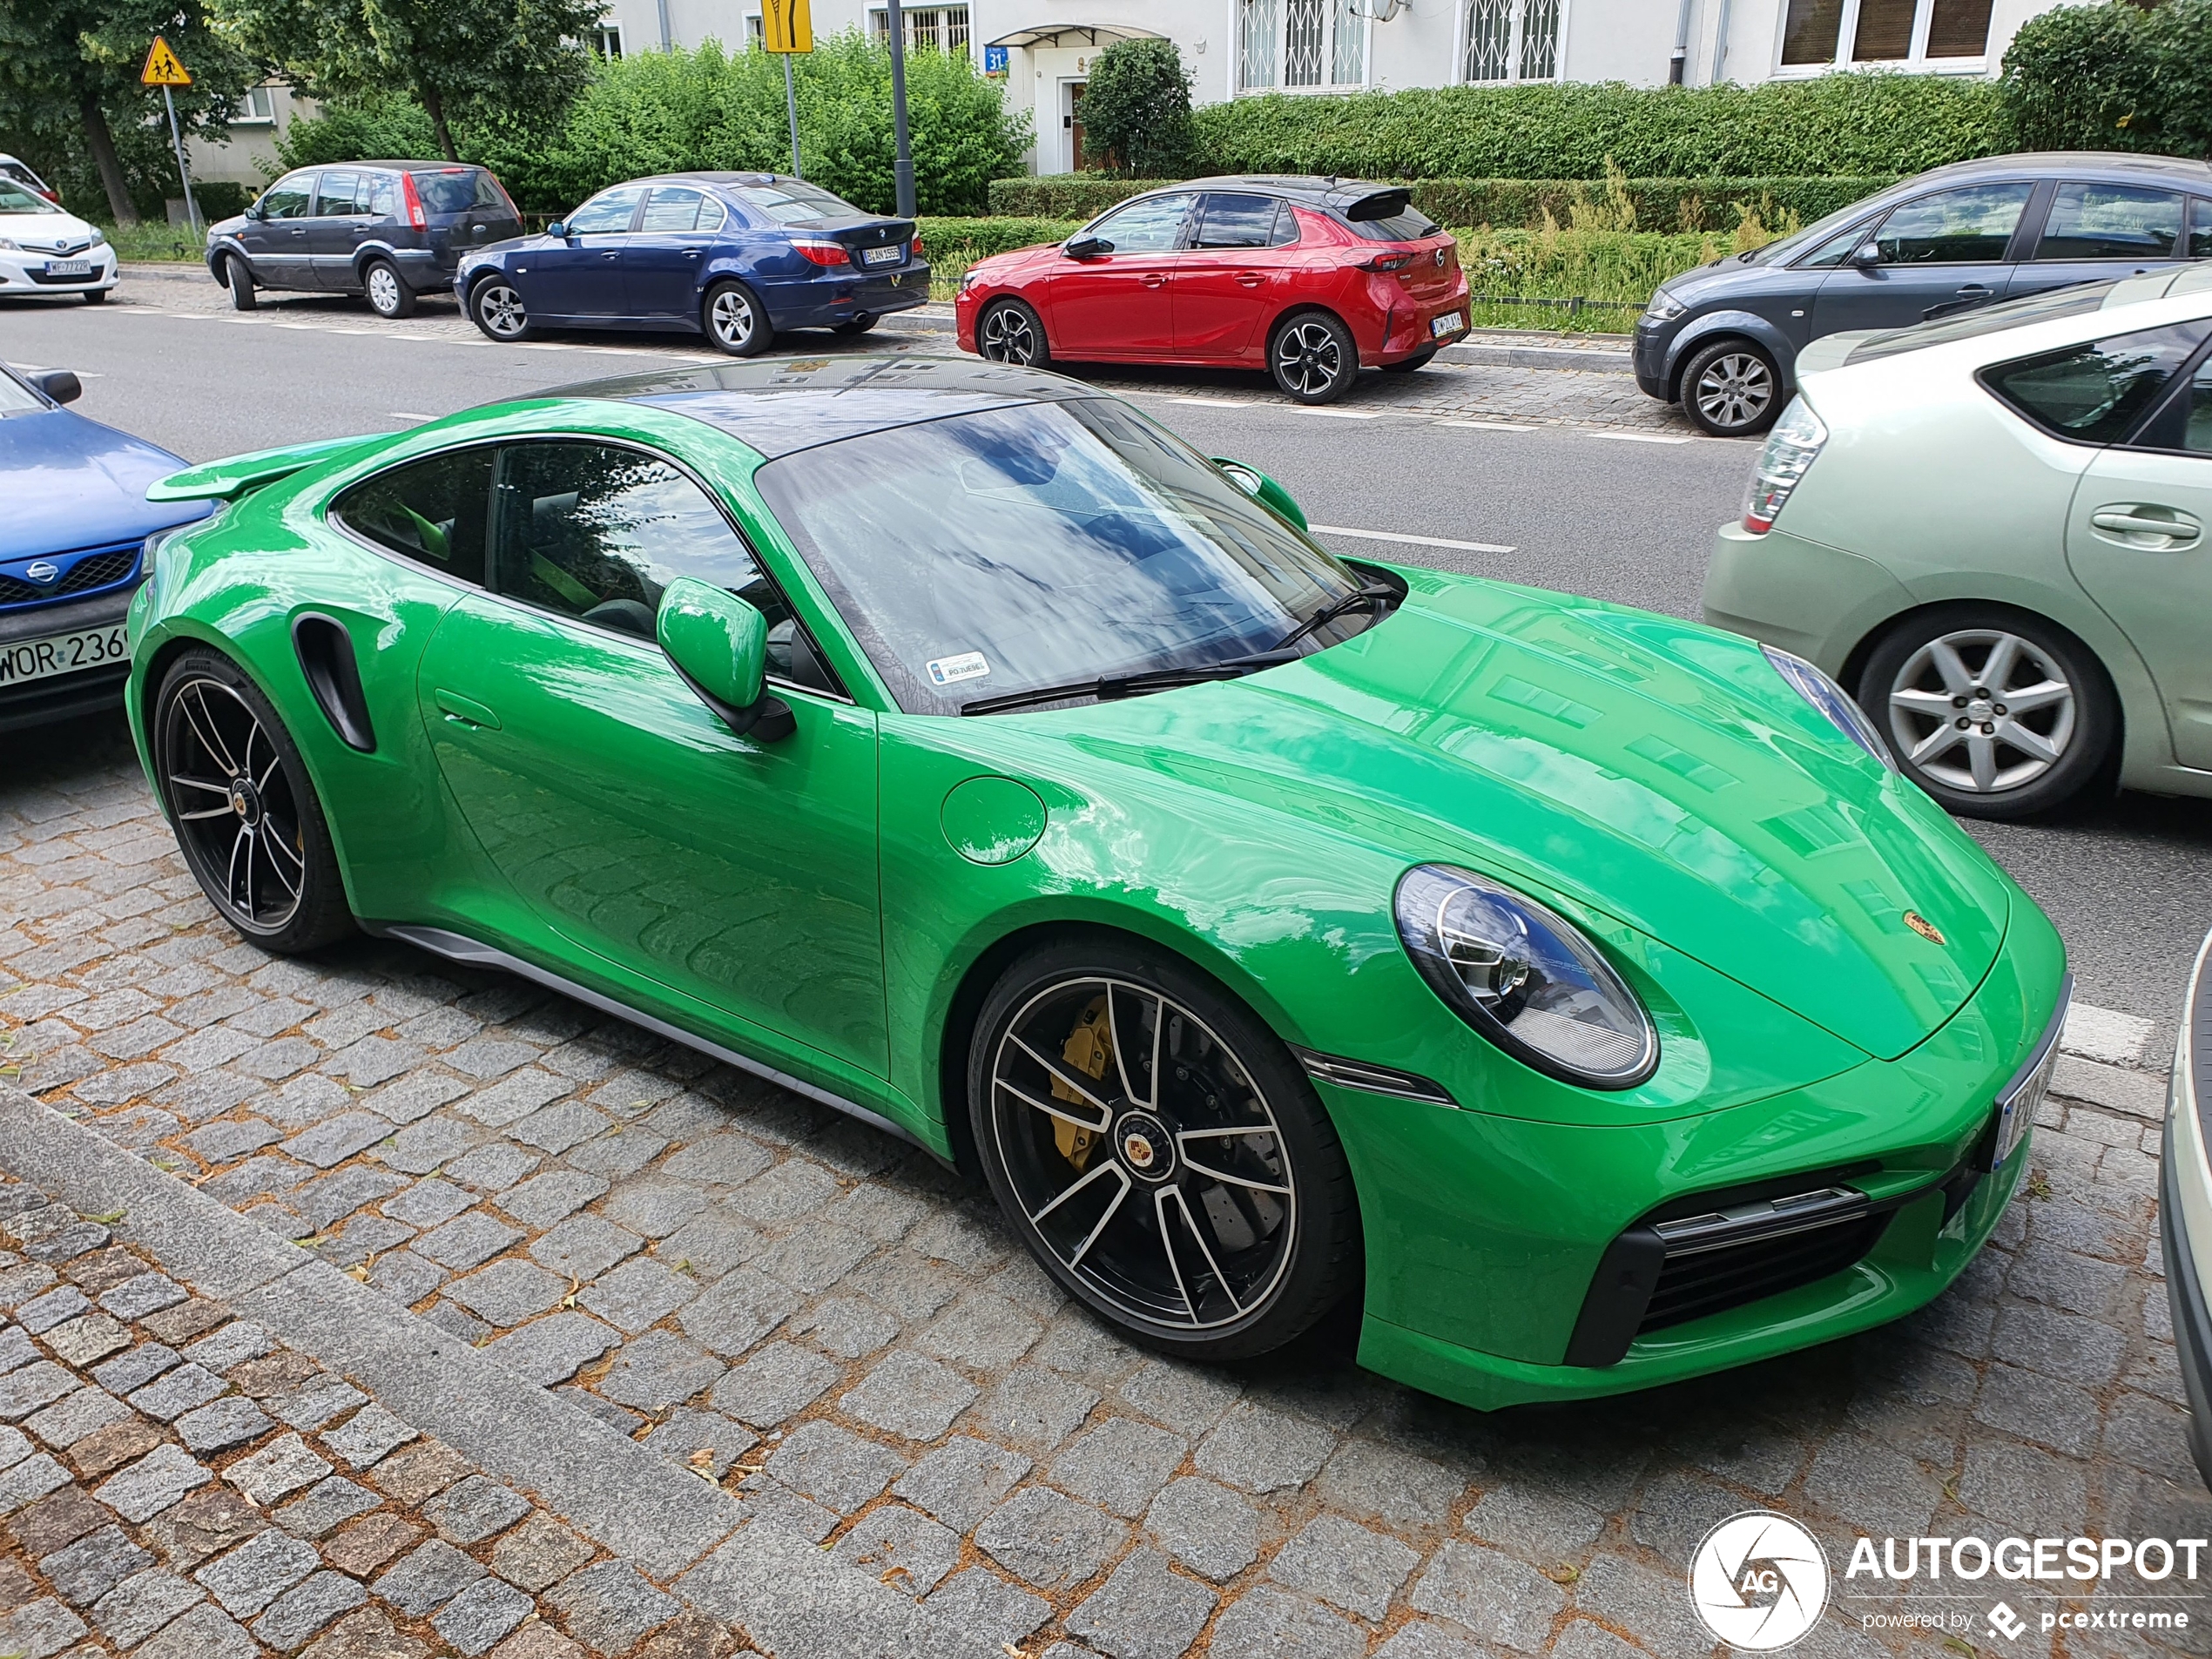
[705,280,772,357]
[1270,310,1359,405]
[154,651,354,954]
[978,299,1049,368]
[363,258,415,320]
[470,277,531,341]
[971,939,1360,1361]
[1679,338,1782,437]
[226,253,257,311]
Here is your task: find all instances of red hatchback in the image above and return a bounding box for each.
[955,176,1469,405]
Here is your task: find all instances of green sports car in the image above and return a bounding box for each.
[125,357,2067,1410]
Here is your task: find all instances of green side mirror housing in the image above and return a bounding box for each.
[1212,456,1309,531]
[656,577,792,741]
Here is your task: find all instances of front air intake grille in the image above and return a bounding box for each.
[1640,1204,1892,1332]
[0,544,141,611]
[56,549,139,594]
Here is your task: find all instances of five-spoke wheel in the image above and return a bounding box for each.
[470,279,530,341]
[978,300,1049,368]
[705,280,772,357]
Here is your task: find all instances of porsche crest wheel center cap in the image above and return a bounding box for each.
[1114,1111,1176,1184]
[229,778,263,827]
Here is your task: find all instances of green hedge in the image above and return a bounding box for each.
[916,215,1076,264]
[988,172,1897,232]
[1187,73,2004,180]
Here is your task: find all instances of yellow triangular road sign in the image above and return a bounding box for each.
[141,36,192,88]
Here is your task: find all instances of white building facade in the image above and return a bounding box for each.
[572,0,2080,175]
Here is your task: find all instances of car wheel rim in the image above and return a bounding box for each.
[1275,322,1343,397]
[989,976,1296,1332]
[981,307,1036,364]
[1693,353,1773,429]
[478,284,526,338]
[368,267,399,313]
[1886,629,2077,794]
[161,678,307,934]
[711,290,755,348]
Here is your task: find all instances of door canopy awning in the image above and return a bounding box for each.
[984,23,1168,49]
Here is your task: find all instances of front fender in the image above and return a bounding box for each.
[204,235,246,280]
[1664,310,1798,394]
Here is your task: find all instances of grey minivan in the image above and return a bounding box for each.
[1636,152,2212,436]
[206,162,523,320]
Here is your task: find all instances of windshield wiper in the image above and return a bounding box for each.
[960,650,1300,717]
[1267,582,1399,655]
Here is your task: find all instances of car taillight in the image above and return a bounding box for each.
[909,232,923,256]
[400,172,427,231]
[793,239,850,267]
[1741,396,1828,534]
[1362,252,1414,273]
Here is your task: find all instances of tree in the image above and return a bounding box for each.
[217,0,604,162]
[1080,37,1193,177]
[2001,0,2212,158]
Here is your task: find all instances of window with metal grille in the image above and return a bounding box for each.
[1463,0,1561,84]
[867,6,970,55]
[1239,0,1366,90]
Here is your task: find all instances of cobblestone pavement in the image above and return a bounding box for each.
[3,715,2205,1659]
[97,266,1692,438]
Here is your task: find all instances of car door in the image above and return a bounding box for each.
[413,437,887,1075]
[1174,193,1299,358]
[246,172,316,288]
[1046,192,1194,358]
[1811,181,2035,336]
[2009,179,2194,305]
[517,185,644,320]
[2063,334,2212,769]
[304,170,368,290]
[625,185,718,320]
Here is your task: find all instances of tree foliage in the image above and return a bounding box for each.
[1080,38,1193,176]
[2001,0,2212,159]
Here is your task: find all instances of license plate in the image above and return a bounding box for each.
[0,623,129,687]
[1430,313,1467,340]
[1986,987,2070,1170]
[861,244,902,267]
[44,260,92,278]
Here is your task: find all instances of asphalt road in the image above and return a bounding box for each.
[8,289,2210,1052]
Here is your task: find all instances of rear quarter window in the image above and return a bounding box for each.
[1978,321,2212,442]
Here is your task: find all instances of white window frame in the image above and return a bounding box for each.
[867,6,973,57]
[1771,0,1993,78]
[1454,0,1570,86]
[233,85,278,125]
[594,23,624,57]
[1233,0,1373,95]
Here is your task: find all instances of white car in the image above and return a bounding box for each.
[2164,927,2212,1490]
[0,176,117,302]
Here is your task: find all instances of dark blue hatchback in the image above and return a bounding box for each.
[455,172,929,355]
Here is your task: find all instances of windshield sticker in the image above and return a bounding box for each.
[927,651,991,687]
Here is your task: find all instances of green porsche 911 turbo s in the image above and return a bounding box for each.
[125,357,2067,1411]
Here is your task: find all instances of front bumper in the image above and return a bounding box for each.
[2161,928,2212,1489]
[0,583,138,733]
[0,247,118,295]
[1339,907,2066,1410]
[1633,324,1669,399]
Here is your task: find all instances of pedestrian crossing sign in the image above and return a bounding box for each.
[141,36,192,87]
[763,0,813,53]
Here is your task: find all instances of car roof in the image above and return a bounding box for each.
[537,357,1096,460]
[1901,150,2212,185]
[292,160,489,172]
[1155,174,1420,214]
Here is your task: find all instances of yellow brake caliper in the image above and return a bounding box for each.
[1051,995,1112,1170]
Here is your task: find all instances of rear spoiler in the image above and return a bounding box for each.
[146,433,380,503]
[1341,187,1413,223]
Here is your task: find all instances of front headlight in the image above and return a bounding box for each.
[961,267,986,292]
[1395,865,1658,1089]
[1762,644,1896,771]
[88,228,106,246]
[1642,290,1685,324]
[0,238,18,252]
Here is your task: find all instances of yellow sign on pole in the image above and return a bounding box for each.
[763,0,813,53]
[140,36,192,87]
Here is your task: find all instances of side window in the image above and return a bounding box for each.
[2036,183,2184,262]
[258,174,314,219]
[1089,193,1197,254]
[331,449,494,584]
[2127,354,2212,455]
[1797,219,1877,269]
[2192,199,2212,260]
[1871,183,2033,265]
[695,196,728,233]
[1979,322,2212,443]
[1195,193,1285,251]
[314,172,360,216]
[639,186,705,233]
[566,187,644,235]
[367,174,397,219]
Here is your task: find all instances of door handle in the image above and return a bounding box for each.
[601,251,620,261]
[684,247,702,258]
[2091,506,2202,545]
[1954,284,1993,296]
[1141,273,1167,289]
[1237,273,1264,288]
[289,227,307,237]
[433,689,502,730]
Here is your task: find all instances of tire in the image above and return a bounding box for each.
[1270,309,1359,405]
[1679,338,1782,437]
[704,280,772,356]
[225,253,257,311]
[81,288,108,305]
[1858,604,2117,820]
[968,937,1362,1363]
[833,313,878,336]
[153,649,355,954]
[469,276,531,341]
[362,258,415,320]
[1383,346,1437,374]
[977,298,1049,368]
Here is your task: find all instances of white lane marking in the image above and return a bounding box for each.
[1440,419,1535,433]
[2061,1002,2155,1067]
[1310,524,1514,555]
[1591,429,1695,444]
[1299,407,1385,420]
[1173,395,1257,408]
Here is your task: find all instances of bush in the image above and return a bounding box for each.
[915,214,1077,298]
[1080,38,1194,176]
[2002,0,2212,159]
[1454,219,1783,334]
[988,171,1897,232]
[274,95,445,172]
[1185,73,2004,180]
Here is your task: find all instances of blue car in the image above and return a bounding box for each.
[1,361,209,732]
[455,172,930,355]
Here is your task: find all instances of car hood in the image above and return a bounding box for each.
[1654,253,1807,311]
[974,244,1065,283]
[0,207,100,253]
[1023,568,2011,1062]
[0,408,206,559]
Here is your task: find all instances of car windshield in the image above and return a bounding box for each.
[0,369,46,414]
[755,399,1369,715]
[0,182,58,216]
[738,183,860,225]
[411,169,501,214]
[1844,280,2121,365]
[1744,196,1892,266]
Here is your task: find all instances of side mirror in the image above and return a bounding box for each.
[1063,235,1109,260]
[30,369,81,405]
[657,577,794,741]
[546,220,569,240]
[1212,456,1307,531]
[244,203,264,220]
[1851,241,1882,270]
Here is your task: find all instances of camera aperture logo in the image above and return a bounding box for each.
[1690,1511,1831,1650]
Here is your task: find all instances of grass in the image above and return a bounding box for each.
[94,220,210,264]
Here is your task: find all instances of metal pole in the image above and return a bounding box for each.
[885,0,915,219]
[783,55,803,178]
[162,84,201,236]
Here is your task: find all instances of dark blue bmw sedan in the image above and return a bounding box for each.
[0,361,209,732]
[454,172,929,354]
